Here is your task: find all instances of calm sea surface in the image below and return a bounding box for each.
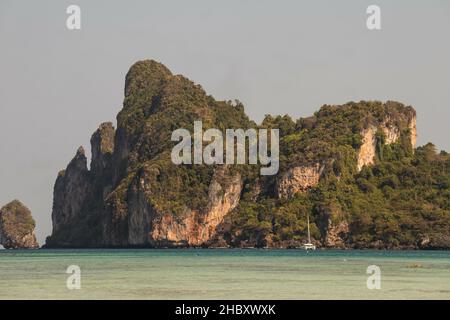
[0,249,449,299]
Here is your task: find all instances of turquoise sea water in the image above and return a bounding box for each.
[0,249,449,299]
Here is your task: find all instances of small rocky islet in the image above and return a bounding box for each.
[0,200,39,249]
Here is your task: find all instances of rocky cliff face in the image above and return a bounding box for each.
[146,167,242,246]
[46,60,249,248]
[45,60,449,249]
[357,108,416,171]
[121,166,242,247]
[0,200,39,249]
[357,125,378,171]
[90,122,115,177]
[51,147,92,235]
[48,123,116,247]
[277,163,324,199]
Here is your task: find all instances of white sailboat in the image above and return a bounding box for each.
[302,212,316,250]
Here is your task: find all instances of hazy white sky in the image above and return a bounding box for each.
[1,0,449,243]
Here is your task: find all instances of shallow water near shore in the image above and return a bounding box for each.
[0,249,449,299]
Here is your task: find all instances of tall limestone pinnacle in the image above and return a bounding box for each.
[0,200,39,249]
[90,122,115,175]
[44,59,450,249]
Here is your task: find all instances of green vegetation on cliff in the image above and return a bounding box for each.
[46,60,450,249]
[230,101,448,248]
[231,140,449,248]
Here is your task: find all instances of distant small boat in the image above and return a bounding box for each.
[302,212,316,251]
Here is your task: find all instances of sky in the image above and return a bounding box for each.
[0,0,449,244]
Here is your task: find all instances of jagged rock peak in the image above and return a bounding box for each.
[76,146,85,156]
[91,122,115,153]
[90,122,115,174]
[0,200,39,249]
[65,146,88,173]
[123,59,173,109]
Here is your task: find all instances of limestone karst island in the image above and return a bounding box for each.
[2,60,449,250]
[0,200,39,249]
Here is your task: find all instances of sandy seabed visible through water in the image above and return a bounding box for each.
[0,249,449,299]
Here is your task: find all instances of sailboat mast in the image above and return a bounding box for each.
[307,213,311,243]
